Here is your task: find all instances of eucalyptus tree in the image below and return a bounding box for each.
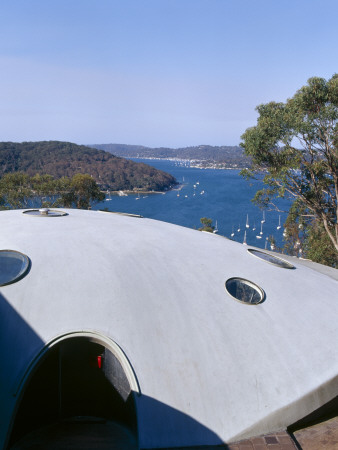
[61,173,105,209]
[0,173,105,210]
[0,173,59,209]
[198,217,215,233]
[241,74,338,265]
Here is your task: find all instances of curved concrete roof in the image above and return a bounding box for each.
[1,209,338,448]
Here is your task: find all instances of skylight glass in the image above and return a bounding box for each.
[0,250,30,286]
[225,277,265,305]
[247,249,295,269]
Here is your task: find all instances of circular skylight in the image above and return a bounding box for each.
[23,209,67,217]
[247,249,295,269]
[225,277,265,305]
[0,250,30,286]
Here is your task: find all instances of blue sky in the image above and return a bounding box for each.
[0,0,337,147]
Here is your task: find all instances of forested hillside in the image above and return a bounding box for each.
[0,141,177,191]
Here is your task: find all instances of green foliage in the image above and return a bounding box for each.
[282,200,307,257]
[305,222,338,267]
[198,217,215,233]
[62,174,105,209]
[280,199,337,266]
[241,74,338,266]
[0,172,60,209]
[0,172,104,210]
[0,141,177,192]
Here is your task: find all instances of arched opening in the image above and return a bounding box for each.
[8,335,138,449]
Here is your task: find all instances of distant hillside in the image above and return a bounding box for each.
[0,141,177,191]
[90,144,252,168]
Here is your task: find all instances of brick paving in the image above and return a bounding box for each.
[227,431,297,449]
[293,416,338,450]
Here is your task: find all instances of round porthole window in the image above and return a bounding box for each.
[247,249,295,269]
[0,250,30,286]
[225,277,265,305]
[23,209,67,217]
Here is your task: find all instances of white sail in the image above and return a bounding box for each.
[261,211,265,224]
[277,215,281,230]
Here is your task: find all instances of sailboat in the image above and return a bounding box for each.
[261,211,265,224]
[243,230,247,245]
[231,226,235,237]
[246,214,250,228]
[252,222,256,231]
[237,224,241,232]
[277,215,281,230]
[213,220,218,234]
[256,222,263,239]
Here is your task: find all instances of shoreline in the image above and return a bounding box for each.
[104,189,167,196]
[126,156,248,170]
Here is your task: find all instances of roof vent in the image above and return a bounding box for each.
[247,249,295,269]
[0,250,30,286]
[225,277,265,305]
[23,209,68,217]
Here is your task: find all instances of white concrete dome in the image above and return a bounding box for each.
[0,208,338,449]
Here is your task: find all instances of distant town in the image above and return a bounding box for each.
[90,143,252,169]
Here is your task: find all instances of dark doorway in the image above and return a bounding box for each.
[8,338,137,448]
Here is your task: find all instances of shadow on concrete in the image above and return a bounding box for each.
[0,292,46,449]
[137,394,226,449]
[0,293,227,449]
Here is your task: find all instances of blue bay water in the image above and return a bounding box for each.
[93,159,290,250]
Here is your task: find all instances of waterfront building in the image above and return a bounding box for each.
[0,209,337,449]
